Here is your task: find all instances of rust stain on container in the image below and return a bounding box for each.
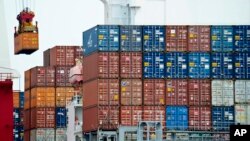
[188,26,210,52]
[83,52,119,82]
[121,79,142,106]
[143,79,165,105]
[83,79,119,108]
[188,79,211,106]
[166,79,188,105]
[189,106,211,130]
[166,26,188,52]
[120,52,142,78]
[83,106,119,132]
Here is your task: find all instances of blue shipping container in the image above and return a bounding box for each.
[234,52,250,79]
[143,52,165,78]
[211,53,234,79]
[212,106,234,131]
[166,52,188,78]
[19,92,24,108]
[188,53,210,78]
[120,25,142,51]
[83,25,119,55]
[234,26,250,52]
[14,126,24,141]
[13,108,20,126]
[56,107,67,127]
[143,26,165,52]
[166,106,188,130]
[211,26,234,52]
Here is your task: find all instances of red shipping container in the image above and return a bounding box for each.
[143,79,165,105]
[188,79,211,106]
[55,66,71,86]
[166,26,188,51]
[75,46,83,59]
[83,52,119,82]
[49,46,80,67]
[83,106,119,132]
[30,66,55,88]
[24,110,30,130]
[188,26,210,52]
[120,52,142,78]
[24,90,30,110]
[83,79,119,108]
[189,106,211,130]
[25,69,31,90]
[24,130,30,141]
[143,106,165,126]
[30,107,55,129]
[166,79,188,105]
[120,106,142,126]
[121,79,142,105]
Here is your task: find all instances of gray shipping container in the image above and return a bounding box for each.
[235,80,250,104]
[212,80,234,106]
[235,104,250,125]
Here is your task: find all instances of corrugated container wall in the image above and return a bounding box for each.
[120,25,142,51]
[212,80,234,106]
[30,66,55,88]
[120,52,142,78]
[211,26,234,52]
[165,52,188,78]
[234,52,250,79]
[235,104,250,125]
[188,53,210,78]
[43,49,50,66]
[143,52,165,78]
[25,69,30,90]
[24,130,30,141]
[83,52,119,82]
[120,106,142,126]
[14,33,39,55]
[212,106,234,131]
[166,106,188,130]
[24,90,30,110]
[188,79,211,106]
[143,106,165,126]
[235,80,250,104]
[211,52,233,79]
[56,107,67,128]
[143,79,165,105]
[166,26,188,52]
[188,26,210,52]
[30,87,55,108]
[166,79,188,106]
[24,110,30,130]
[83,25,119,56]
[30,128,55,141]
[83,106,119,132]
[56,87,74,107]
[55,66,71,86]
[13,91,20,108]
[56,128,67,141]
[143,26,165,52]
[30,108,55,129]
[121,79,142,106]
[83,79,119,108]
[189,106,211,130]
[234,26,250,52]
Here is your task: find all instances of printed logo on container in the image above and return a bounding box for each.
[230,125,250,141]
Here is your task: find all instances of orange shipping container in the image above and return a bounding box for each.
[25,69,31,90]
[14,32,39,55]
[13,91,20,108]
[24,90,30,110]
[56,87,74,107]
[31,87,55,108]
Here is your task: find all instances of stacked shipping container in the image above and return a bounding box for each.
[82,25,250,136]
[24,46,82,141]
[13,91,24,141]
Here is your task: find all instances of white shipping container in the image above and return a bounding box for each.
[212,80,234,106]
[30,128,55,141]
[235,80,250,104]
[56,128,67,141]
[235,105,250,125]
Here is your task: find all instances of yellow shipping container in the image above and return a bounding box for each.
[31,87,55,108]
[56,87,74,107]
[14,32,39,55]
